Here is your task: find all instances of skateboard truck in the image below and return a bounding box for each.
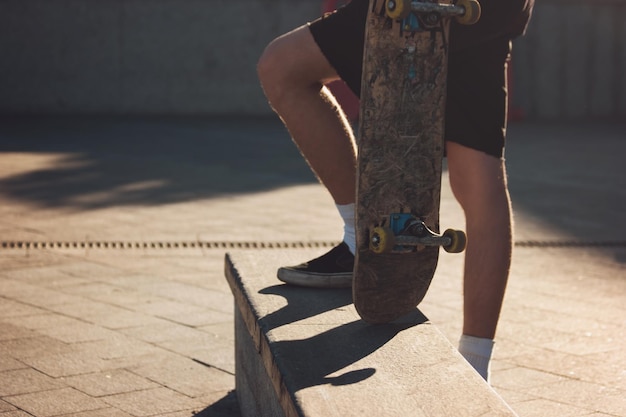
[385,0,481,26]
[370,213,466,254]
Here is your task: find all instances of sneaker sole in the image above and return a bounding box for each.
[277,268,352,289]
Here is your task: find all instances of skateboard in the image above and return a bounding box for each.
[354,0,480,324]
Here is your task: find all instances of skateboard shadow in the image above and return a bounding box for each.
[259,284,353,330]
[273,314,426,391]
[258,284,428,391]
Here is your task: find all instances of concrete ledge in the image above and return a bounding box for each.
[224,251,518,417]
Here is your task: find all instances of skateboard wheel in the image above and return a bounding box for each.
[386,0,411,20]
[443,229,467,253]
[455,0,481,25]
[370,226,396,254]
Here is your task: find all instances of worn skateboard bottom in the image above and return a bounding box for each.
[353,247,439,323]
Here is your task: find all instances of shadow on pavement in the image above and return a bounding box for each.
[1,116,624,259]
[194,390,241,417]
[0,116,316,209]
[506,121,626,244]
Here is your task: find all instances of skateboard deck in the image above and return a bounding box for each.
[354,0,479,324]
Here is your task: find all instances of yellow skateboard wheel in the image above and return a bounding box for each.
[455,0,481,25]
[443,229,467,253]
[370,226,396,254]
[386,0,412,20]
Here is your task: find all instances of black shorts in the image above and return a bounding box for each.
[309,0,534,158]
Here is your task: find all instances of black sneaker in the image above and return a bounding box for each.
[277,242,354,288]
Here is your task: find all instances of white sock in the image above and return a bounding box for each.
[458,335,495,382]
[336,203,356,255]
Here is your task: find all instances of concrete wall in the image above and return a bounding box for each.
[1,0,625,119]
[512,0,626,120]
[0,0,320,115]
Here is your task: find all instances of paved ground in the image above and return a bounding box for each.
[0,116,624,417]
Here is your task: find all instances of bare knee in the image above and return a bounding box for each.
[257,37,291,103]
[257,26,338,108]
[447,142,510,216]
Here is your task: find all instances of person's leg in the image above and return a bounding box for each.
[446,143,513,381]
[446,143,513,341]
[258,2,369,287]
[258,19,362,287]
[445,29,517,380]
[257,26,357,205]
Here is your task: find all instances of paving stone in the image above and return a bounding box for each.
[0,398,17,412]
[502,348,626,390]
[0,252,71,271]
[54,261,126,279]
[148,411,196,417]
[72,334,164,360]
[137,281,232,313]
[539,333,621,357]
[0,280,86,308]
[491,366,567,392]
[197,321,235,342]
[493,388,537,407]
[105,273,171,289]
[6,272,90,289]
[0,322,37,340]
[0,368,63,396]
[1,266,76,282]
[61,369,159,397]
[0,356,26,372]
[101,350,184,371]
[60,408,134,417]
[524,379,626,416]
[20,349,111,378]
[0,336,74,359]
[61,282,164,308]
[61,281,142,298]
[168,272,216,288]
[161,390,241,417]
[162,252,224,272]
[100,259,198,276]
[135,327,216,353]
[101,387,200,417]
[502,303,623,337]
[129,355,233,398]
[118,321,210,344]
[0,314,86,331]
[496,323,609,355]
[582,413,622,417]
[154,308,232,328]
[179,341,235,375]
[511,398,594,417]
[129,299,212,321]
[48,301,163,329]
[0,410,33,417]
[576,348,626,391]
[36,322,118,344]
[5,387,106,417]
[0,298,46,318]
